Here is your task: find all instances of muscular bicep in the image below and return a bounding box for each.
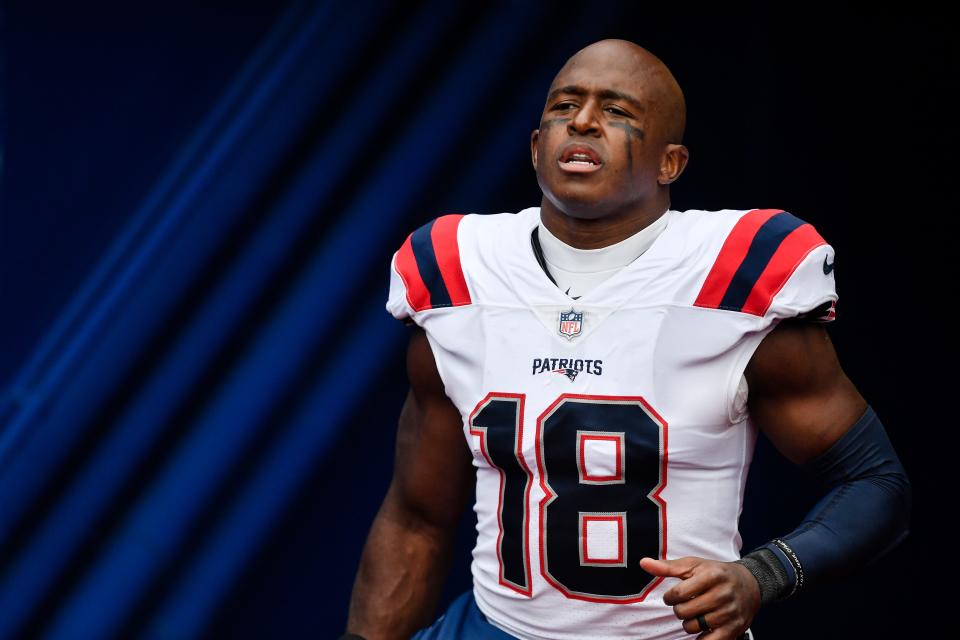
[744,319,868,465]
[389,326,474,529]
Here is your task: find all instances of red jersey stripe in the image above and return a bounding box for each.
[694,209,783,308]
[431,214,472,306]
[741,223,827,316]
[395,234,432,312]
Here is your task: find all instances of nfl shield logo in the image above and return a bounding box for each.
[558,309,583,340]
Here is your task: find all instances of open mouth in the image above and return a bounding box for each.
[558,144,602,173]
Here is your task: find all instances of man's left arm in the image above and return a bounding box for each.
[641,319,912,638]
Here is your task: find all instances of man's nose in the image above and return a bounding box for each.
[568,99,601,136]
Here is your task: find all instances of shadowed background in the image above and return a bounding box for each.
[1,2,950,638]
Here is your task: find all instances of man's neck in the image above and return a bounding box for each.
[532,207,670,300]
[539,199,671,249]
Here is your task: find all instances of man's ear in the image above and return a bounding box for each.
[530,129,540,170]
[658,143,690,185]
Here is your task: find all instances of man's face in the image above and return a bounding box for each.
[531,46,676,219]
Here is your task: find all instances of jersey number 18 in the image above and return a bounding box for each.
[469,393,667,603]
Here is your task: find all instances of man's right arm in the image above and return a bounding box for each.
[345,325,475,640]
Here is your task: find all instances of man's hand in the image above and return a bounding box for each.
[640,556,760,638]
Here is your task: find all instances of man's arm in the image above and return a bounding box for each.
[644,319,911,639]
[345,326,474,640]
[744,318,867,466]
[739,319,912,594]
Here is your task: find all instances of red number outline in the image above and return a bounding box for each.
[535,393,670,603]
[579,513,626,565]
[468,392,534,596]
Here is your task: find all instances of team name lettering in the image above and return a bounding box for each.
[531,358,603,376]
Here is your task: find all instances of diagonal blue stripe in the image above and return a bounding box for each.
[142,299,405,640]
[411,219,452,307]
[0,0,376,553]
[718,211,805,311]
[0,3,459,634]
[41,5,541,639]
[0,0,326,457]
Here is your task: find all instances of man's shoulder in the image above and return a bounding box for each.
[683,207,837,320]
[671,207,829,252]
[386,208,538,319]
[394,207,538,247]
[671,206,759,226]
[672,206,825,230]
[452,206,540,235]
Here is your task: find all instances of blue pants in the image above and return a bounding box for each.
[411,591,515,639]
[412,590,756,639]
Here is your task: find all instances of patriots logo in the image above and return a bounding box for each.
[553,368,580,382]
[532,357,602,379]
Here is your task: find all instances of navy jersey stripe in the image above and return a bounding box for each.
[718,211,806,312]
[410,219,452,308]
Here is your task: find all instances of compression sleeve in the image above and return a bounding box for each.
[737,404,912,602]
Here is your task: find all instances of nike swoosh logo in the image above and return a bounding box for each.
[823,255,835,274]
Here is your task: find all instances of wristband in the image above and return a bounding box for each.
[734,546,793,604]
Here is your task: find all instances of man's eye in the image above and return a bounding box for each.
[552,102,576,111]
[605,106,629,116]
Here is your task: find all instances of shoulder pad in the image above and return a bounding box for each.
[387,214,472,319]
[694,208,837,320]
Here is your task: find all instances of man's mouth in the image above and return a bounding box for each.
[558,145,603,173]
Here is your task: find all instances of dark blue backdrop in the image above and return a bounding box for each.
[2,2,948,638]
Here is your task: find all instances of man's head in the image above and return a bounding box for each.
[531,39,689,221]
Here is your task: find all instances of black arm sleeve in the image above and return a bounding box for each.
[737,404,911,602]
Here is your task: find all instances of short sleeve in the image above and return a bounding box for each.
[766,242,838,323]
[385,251,416,324]
[694,209,838,323]
[384,214,473,326]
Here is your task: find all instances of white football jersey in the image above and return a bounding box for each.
[385,206,837,640]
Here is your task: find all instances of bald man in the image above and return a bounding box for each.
[344,40,911,640]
